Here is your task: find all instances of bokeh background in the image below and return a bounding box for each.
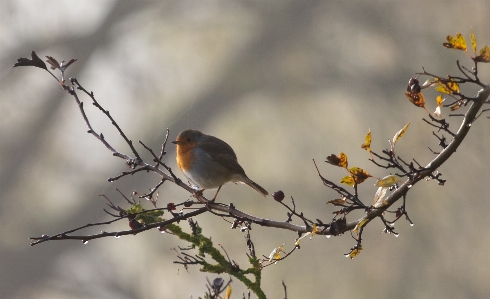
[1,1,490,298]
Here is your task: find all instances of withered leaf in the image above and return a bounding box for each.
[326,198,347,206]
[326,152,348,169]
[45,56,60,70]
[13,51,47,70]
[348,167,371,184]
[443,33,467,51]
[475,45,490,62]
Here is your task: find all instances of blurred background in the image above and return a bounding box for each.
[1,0,490,298]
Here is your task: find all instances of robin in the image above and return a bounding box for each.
[172,129,268,198]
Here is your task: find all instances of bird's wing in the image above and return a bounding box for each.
[199,136,246,175]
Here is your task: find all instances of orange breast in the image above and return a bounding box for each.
[176,142,196,172]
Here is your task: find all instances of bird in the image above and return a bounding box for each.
[172,129,268,198]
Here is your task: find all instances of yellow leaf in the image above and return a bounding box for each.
[326,152,348,169]
[470,29,477,55]
[436,95,443,106]
[475,45,490,62]
[225,286,232,299]
[443,33,467,51]
[310,224,318,239]
[345,245,363,259]
[268,244,285,262]
[326,198,347,206]
[348,167,371,184]
[434,79,460,94]
[311,224,318,235]
[353,218,369,234]
[392,122,410,146]
[361,129,372,152]
[340,175,355,187]
[433,95,444,118]
[375,175,399,187]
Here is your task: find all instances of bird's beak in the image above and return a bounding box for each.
[171,140,178,145]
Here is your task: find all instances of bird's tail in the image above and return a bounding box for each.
[244,177,268,197]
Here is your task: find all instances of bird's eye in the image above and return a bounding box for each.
[186,137,192,142]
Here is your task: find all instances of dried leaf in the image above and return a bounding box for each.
[349,167,371,184]
[450,103,461,111]
[392,122,410,147]
[326,198,347,206]
[434,79,460,94]
[45,56,60,70]
[443,33,467,51]
[475,45,490,62]
[326,152,348,169]
[225,286,232,299]
[268,244,285,262]
[375,175,399,187]
[13,51,47,70]
[361,129,372,152]
[310,224,318,239]
[470,29,477,55]
[422,79,434,88]
[45,56,77,73]
[353,218,369,234]
[404,91,425,108]
[435,94,444,106]
[63,58,77,70]
[345,245,363,259]
[434,106,442,118]
[433,95,444,118]
[340,175,355,187]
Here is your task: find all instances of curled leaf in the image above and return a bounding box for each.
[361,129,372,152]
[450,103,461,111]
[225,285,232,299]
[45,56,60,70]
[433,95,444,118]
[345,245,363,259]
[296,232,312,244]
[326,198,347,206]
[310,224,318,239]
[422,79,434,88]
[475,45,490,62]
[375,175,399,187]
[443,33,467,51]
[326,152,348,169]
[353,218,369,234]
[46,56,77,71]
[392,122,410,147]
[268,244,285,262]
[470,29,477,55]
